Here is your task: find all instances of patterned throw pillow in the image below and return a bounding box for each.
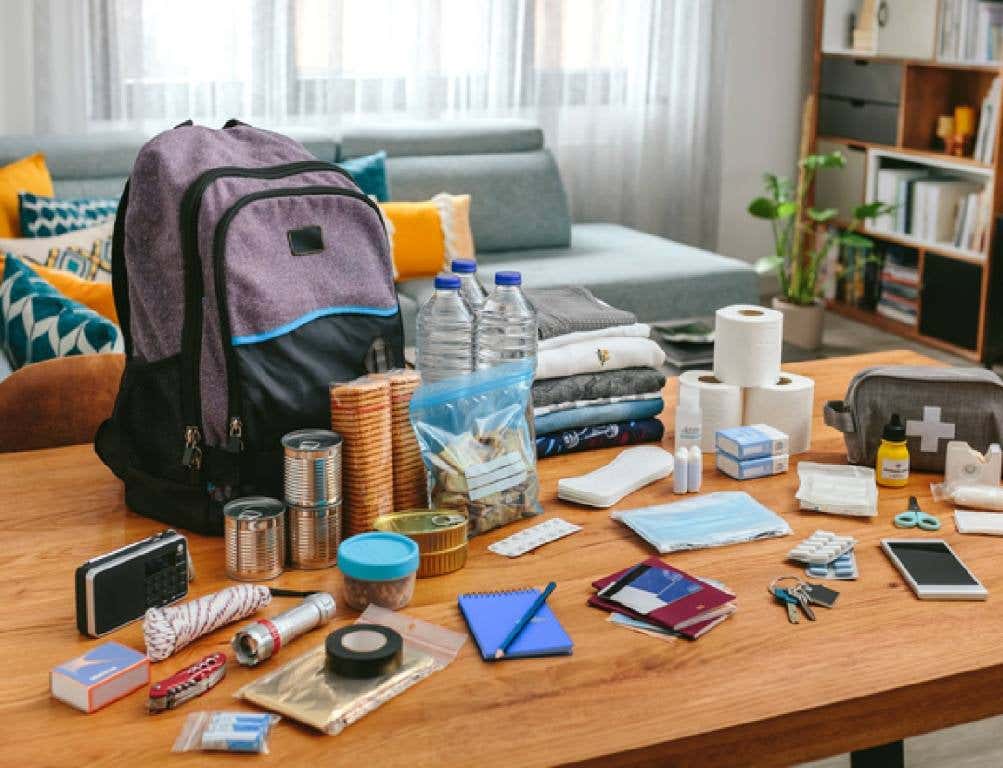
[0,254,122,369]
[0,219,114,282]
[18,192,119,238]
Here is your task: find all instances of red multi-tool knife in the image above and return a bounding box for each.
[148,652,227,713]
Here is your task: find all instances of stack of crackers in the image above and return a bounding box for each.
[386,369,428,511]
[330,376,394,536]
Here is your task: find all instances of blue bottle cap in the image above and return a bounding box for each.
[451,259,477,274]
[337,532,419,581]
[434,273,461,290]
[494,271,522,286]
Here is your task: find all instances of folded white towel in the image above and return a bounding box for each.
[536,336,666,381]
[538,323,652,351]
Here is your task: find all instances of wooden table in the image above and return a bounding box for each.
[3,349,1001,767]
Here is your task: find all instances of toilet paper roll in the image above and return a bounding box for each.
[678,370,743,452]
[743,372,815,455]
[712,305,783,387]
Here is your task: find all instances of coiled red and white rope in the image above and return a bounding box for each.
[144,584,271,661]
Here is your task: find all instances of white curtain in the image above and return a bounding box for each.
[33,0,727,246]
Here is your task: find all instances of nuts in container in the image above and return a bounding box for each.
[337,532,419,611]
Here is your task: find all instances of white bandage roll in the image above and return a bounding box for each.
[678,370,743,452]
[712,305,783,387]
[743,372,815,454]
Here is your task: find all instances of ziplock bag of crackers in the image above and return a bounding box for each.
[410,360,542,536]
[235,605,465,735]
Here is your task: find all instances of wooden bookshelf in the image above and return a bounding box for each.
[812,0,1003,364]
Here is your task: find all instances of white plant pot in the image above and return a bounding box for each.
[772,297,824,351]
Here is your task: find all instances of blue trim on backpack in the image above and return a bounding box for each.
[231,305,399,345]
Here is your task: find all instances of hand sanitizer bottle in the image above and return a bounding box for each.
[675,386,703,450]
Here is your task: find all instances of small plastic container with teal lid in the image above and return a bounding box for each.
[338,532,420,611]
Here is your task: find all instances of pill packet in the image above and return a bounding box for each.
[171,711,280,754]
[235,605,466,735]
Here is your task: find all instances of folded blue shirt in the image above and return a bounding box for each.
[534,397,664,434]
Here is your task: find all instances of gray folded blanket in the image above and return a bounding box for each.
[532,367,667,408]
[524,286,636,340]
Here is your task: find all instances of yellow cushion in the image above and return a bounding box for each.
[0,154,54,237]
[379,193,476,281]
[0,254,118,323]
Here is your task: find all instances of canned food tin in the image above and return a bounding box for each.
[224,496,286,581]
[287,502,342,569]
[282,429,343,507]
[417,542,468,578]
[373,509,468,553]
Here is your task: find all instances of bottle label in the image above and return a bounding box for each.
[679,426,701,442]
[881,458,909,480]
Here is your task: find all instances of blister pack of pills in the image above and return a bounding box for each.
[787,530,856,566]
[805,551,858,580]
[487,517,582,558]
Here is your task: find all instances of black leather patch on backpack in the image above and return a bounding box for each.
[287,225,324,256]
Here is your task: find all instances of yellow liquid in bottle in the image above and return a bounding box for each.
[876,438,910,487]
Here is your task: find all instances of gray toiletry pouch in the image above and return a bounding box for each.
[824,366,1003,472]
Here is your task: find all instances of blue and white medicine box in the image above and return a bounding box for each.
[715,424,790,460]
[716,451,789,480]
[50,641,149,713]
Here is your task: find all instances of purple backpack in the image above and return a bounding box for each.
[96,121,403,534]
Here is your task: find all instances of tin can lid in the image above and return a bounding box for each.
[282,429,343,452]
[374,509,466,536]
[338,532,419,581]
[224,496,285,520]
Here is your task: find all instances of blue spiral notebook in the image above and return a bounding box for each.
[458,588,574,661]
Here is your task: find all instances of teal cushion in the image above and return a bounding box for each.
[18,192,119,238]
[0,254,122,368]
[337,150,389,202]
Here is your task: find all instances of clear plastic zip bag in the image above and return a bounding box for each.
[410,361,542,536]
[171,711,280,754]
[235,605,466,735]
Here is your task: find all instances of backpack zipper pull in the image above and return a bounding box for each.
[227,417,244,452]
[182,426,203,471]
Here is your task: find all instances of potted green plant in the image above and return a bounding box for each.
[748,151,891,350]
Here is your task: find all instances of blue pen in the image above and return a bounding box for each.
[495,581,557,659]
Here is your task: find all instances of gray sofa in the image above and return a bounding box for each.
[0,120,757,346]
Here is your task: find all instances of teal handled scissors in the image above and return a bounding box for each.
[894,496,941,531]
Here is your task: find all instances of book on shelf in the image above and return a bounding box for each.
[873,168,928,234]
[939,0,1003,62]
[836,237,882,310]
[876,244,919,327]
[973,76,1001,164]
[912,178,982,243]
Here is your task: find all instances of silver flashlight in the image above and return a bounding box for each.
[232,592,336,666]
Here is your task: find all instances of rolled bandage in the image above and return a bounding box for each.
[144,585,272,662]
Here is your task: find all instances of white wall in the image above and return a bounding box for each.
[717,0,815,279]
[0,0,34,135]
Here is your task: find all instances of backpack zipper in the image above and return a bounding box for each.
[178,161,354,471]
[211,186,385,451]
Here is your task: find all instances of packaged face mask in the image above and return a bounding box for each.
[236,606,465,735]
[610,492,791,554]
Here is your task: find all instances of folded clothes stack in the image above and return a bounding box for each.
[526,287,667,459]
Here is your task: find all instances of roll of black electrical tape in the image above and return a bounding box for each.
[326,624,404,679]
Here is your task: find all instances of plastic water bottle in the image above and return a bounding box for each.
[416,274,475,383]
[475,271,537,371]
[451,259,487,312]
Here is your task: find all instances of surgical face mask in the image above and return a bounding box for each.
[610,492,791,554]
